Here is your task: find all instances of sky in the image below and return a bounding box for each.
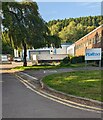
[37,2,101,22]
[15,0,102,22]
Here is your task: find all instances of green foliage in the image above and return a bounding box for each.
[2,32,13,55]
[63,56,70,64]
[43,70,102,101]
[2,2,49,49]
[60,56,70,66]
[48,16,103,43]
[71,56,85,64]
[2,1,51,66]
[2,41,13,55]
[12,65,58,70]
[2,1,61,66]
[45,35,61,48]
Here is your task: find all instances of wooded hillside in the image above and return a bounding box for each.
[47,15,103,43]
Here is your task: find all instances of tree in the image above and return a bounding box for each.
[47,15,103,43]
[2,31,13,55]
[46,35,61,48]
[2,1,49,66]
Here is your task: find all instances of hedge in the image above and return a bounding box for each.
[70,56,85,64]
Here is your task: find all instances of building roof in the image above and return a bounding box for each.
[61,42,72,46]
[29,49,51,52]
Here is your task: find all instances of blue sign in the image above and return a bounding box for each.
[86,52,100,56]
[85,48,101,60]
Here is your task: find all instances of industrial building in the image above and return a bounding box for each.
[74,25,103,56]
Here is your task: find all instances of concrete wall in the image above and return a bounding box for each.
[67,44,75,56]
[37,54,68,61]
[28,44,71,61]
[14,49,19,57]
[56,45,70,54]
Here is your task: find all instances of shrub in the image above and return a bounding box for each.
[62,56,70,64]
[71,56,85,64]
[60,56,70,66]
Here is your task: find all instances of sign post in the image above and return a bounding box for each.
[85,60,87,67]
[85,48,102,67]
[99,60,101,68]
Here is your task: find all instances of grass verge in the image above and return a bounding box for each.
[12,65,58,71]
[12,63,86,70]
[43,70,103,102]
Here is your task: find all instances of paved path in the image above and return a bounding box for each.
[0,62,32,73]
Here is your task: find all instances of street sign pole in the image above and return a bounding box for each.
[99,60,101,68]
[85,60,87,67]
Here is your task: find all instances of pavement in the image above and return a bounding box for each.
[1,63,103,118]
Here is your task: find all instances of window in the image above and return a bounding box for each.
[86,42,88,47]
[97,34,101,43]
[93,38,96,44]
[95,32,99,44]
[89,39,92,44]
[102,30,103,36]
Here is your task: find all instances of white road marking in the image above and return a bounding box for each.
[15,74,36,89]
[20,81,102,114]
[20,72,38,80]
[41,91,103,111]
[20,80,31,88]
[15,74,102,113]
[24,80,36,89]
[44,70,57,73]
[0,81,3,84]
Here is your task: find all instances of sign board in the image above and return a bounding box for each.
[85,48,101,60]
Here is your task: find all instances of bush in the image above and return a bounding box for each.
[62,56,70,64]
[71,56,85,64]
[60,56,70,66]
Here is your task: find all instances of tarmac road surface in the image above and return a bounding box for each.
[2,65,102,118]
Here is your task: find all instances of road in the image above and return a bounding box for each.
[2,64,102,118]
[23,66,102,80]
[2,73,101,118]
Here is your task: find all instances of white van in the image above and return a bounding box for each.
[1,55,8,62]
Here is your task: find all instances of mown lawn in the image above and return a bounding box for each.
[12,65,58,70]
[43,70,103,102]
[12,63,86,70]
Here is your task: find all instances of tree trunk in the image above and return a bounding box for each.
[23,42,27,67]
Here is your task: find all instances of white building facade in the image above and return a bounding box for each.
[14,43,75,63]
[28,43,71,63]
[67,44,75,56]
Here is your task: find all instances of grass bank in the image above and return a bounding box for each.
[12,65,58,71]
[43,70,103,102]
[12,63,86,70]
